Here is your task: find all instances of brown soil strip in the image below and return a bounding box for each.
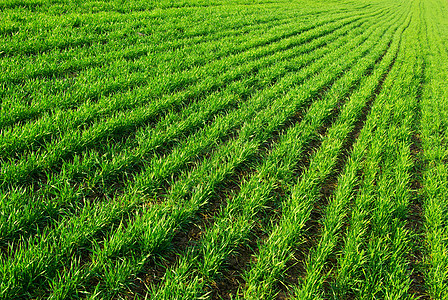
[407,59,428,299]
[208,224,268,300]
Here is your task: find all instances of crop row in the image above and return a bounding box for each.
[67,6,405,299]
[0,6,338,126]
[418,0,448,298]
[0,9,381,160]
[242,5,411,298]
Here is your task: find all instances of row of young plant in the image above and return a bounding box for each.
[0,12,304,127]
[1,0,301,57]
[0,7,380,157]
[93,7,404,297]
[1,0,358,61]
[0,0,366,128]
[0,9,382,250]
[145,7,406,299]
[0,4,309,88]
[326,0,448,297]
[0,10,291,83]
[418,0,448,298]
[0,7,395,299]
[0,10,378,161]
[3,0,370,81]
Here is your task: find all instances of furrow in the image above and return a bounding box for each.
[44,13,389,299]
[418,0,448,298]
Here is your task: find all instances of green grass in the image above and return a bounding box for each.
[1,0,447,299]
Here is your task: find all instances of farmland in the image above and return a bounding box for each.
[1,0,447,298]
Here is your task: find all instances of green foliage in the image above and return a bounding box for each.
[0,0,447,299]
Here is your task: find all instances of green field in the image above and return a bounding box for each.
[1,0,448,298]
